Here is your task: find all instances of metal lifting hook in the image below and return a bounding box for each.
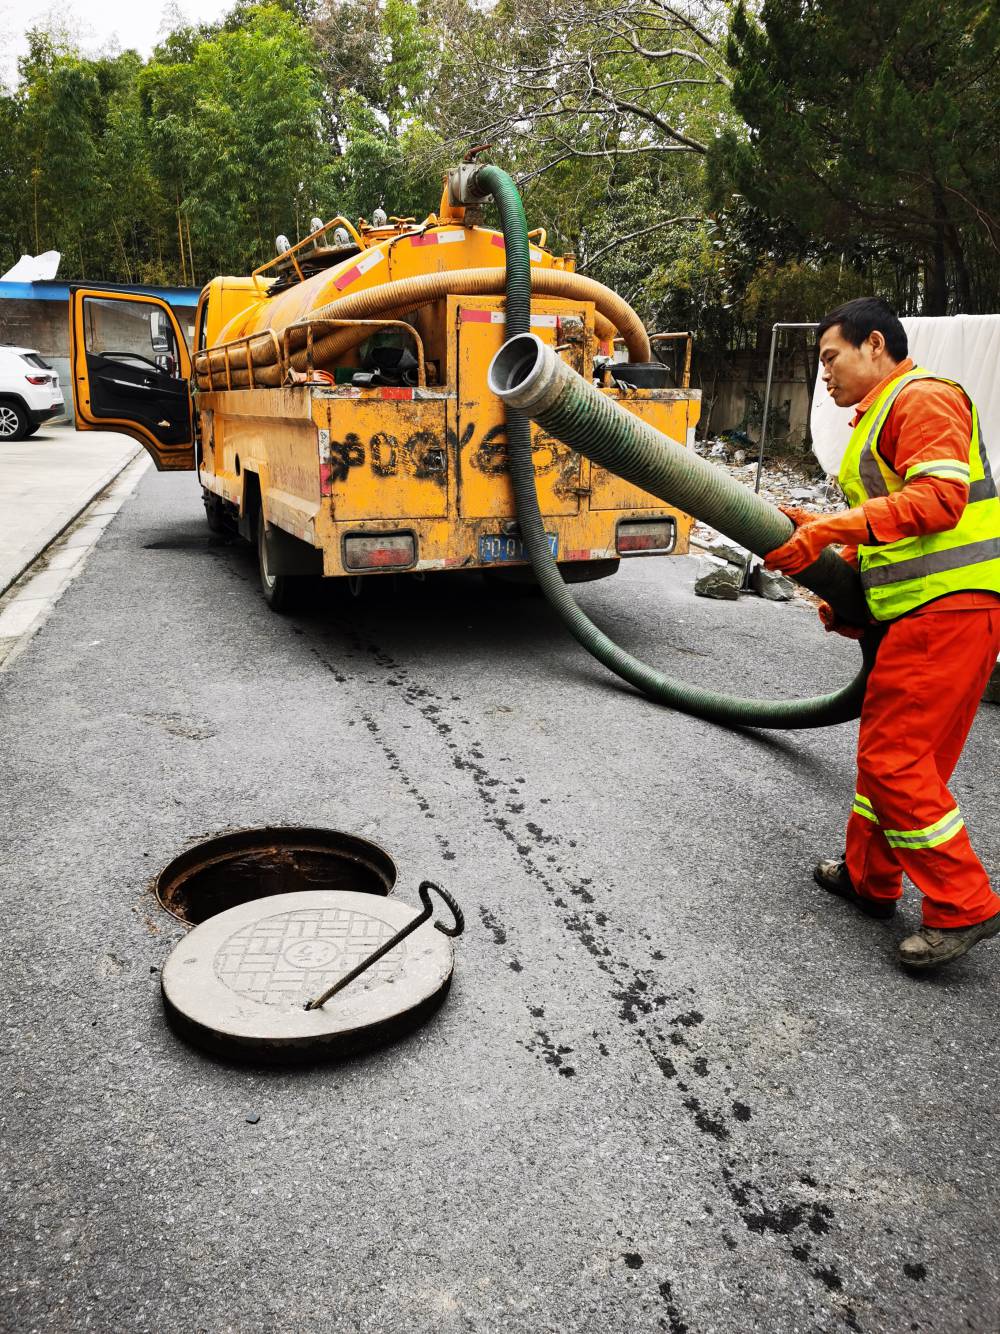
[303,881,464,1011]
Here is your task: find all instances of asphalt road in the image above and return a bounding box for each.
[3,469,1000,1333]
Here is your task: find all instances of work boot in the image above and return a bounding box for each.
[813,857,897,920]
[898,910,1000,971]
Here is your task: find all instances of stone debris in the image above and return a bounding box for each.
[751,565,795,602]
[704,538,749,568]
[694,564,742,600]
[688,435,847,609]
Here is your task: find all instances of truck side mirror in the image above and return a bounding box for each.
[150,308,173,353]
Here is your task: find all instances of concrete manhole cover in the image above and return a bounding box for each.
[161,889,455,1063]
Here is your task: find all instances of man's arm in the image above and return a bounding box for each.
[862,380,973,541]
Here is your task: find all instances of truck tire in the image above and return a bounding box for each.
[256,512,296,612]
[0,401,29,441]
[202,488,231,535]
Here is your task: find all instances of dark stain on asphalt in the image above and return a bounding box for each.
[479,906,507,946]
[658,1279,689,1334]
[308,625,862,1321]
[522,1029,576,1077]
[682,1096,729,1142]
[622,1252,643,1270]
[903,1262,927,1281]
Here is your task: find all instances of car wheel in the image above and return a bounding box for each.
[256,512,295,612]
[0,402,28,441]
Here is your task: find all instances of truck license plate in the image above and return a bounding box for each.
[478,533,558,564]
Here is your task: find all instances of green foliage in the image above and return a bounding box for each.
[716,0,1000,314]
[0,0,993,385]
[0,1,447,283]
[743,259,868,325]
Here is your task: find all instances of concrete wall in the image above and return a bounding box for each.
[704,376,813,447]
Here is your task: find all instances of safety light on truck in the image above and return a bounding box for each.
[343,532,416,570]
[616,518,677,555]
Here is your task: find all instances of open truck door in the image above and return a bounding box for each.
[69,289,195,471]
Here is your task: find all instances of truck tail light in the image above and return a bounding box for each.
[616,518,677,555]
[25,375,49,385]
[343,532,416,570]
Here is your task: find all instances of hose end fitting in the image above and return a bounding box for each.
[488,333,566,417]
[447,163,493,207]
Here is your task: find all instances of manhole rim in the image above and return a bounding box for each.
[155,824,398,926]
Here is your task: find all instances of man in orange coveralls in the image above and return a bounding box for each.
[765,297,1000,971]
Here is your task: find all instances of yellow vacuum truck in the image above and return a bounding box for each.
[69,173,699,610]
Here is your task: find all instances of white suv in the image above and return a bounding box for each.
[0,346,65,440]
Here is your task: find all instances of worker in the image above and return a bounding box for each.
[764,297,1000,971]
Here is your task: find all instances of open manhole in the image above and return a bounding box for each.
[156,826,396,926]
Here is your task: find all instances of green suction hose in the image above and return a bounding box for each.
[474,162,876,730]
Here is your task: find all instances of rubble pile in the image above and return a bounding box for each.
[687,435,844,606]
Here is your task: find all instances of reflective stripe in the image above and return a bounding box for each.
[861,536,1000,588]
[852,793,879,824]
[842,369,1000,617]
[857,372,933,499]
[883,807,964,850]
[904,459,970,484]
[973,411,997,498]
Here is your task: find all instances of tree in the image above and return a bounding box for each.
[141,4,328,279]
[717,0,1000,314]
[445,0,733,174]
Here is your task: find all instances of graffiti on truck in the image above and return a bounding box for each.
[320,423,579,494]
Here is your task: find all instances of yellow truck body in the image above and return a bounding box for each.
[69,197,700,602]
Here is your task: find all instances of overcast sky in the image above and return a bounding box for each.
[0,0,237,88]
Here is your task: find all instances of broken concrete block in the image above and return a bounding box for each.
[705,538,749,568]
[694,565,742,600]
[751,564,794,602]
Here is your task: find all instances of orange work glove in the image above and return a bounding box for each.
[764,506,871,576]
[817,601,866,640]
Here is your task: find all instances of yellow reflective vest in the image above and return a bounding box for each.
[838,366,1000,621]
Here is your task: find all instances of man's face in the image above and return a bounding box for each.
[818,326,885,407]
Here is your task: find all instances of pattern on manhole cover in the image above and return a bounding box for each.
[214,906,406,1007]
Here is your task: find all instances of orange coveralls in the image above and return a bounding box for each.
[844,359,1000,927]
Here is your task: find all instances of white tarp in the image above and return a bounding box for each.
[0,250,61,282]
[810,315,1000,482]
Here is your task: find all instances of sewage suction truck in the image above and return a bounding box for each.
[69,161,874,729]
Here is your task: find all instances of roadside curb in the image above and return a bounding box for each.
[0,451,150,672]
[0,441,142,597]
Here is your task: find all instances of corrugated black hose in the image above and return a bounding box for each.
[475,162,878,729]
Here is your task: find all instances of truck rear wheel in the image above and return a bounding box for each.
[257,514,296,612]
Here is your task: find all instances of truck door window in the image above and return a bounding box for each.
[83,296,183,379]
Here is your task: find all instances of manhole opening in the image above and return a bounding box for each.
[156,827,396,926]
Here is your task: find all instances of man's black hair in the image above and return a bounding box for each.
[817,297,908,361]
